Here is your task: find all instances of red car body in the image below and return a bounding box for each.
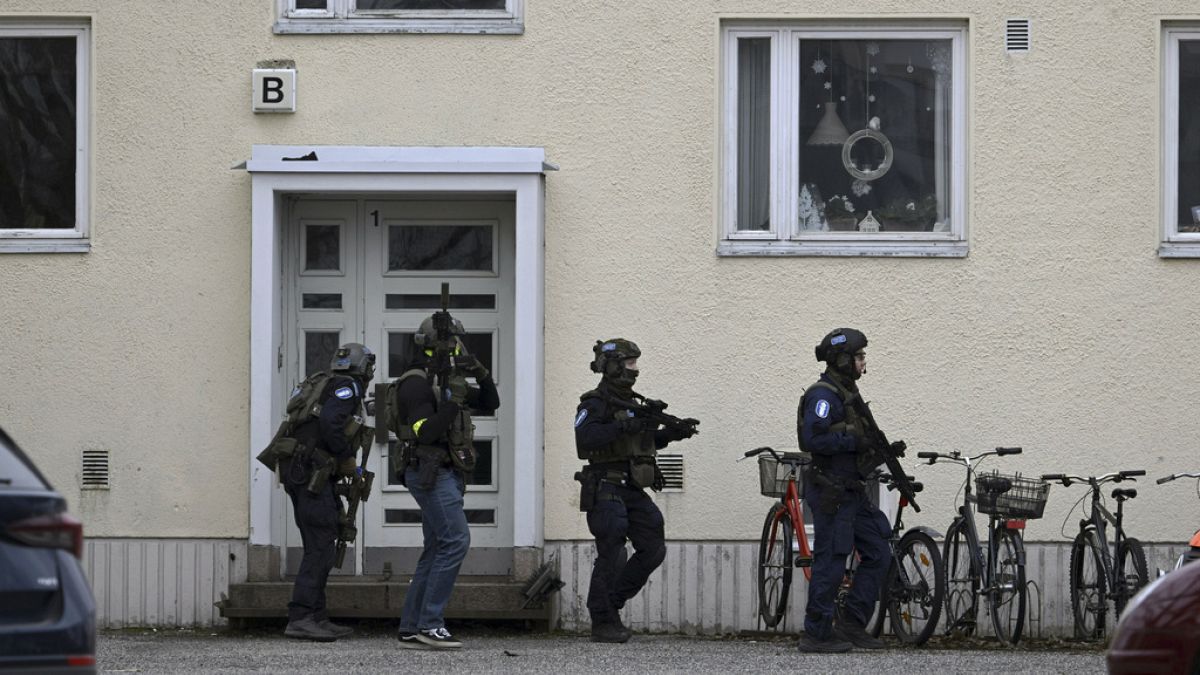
[1107,558,1200,674]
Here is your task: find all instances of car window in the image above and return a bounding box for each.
[0,434,49,490]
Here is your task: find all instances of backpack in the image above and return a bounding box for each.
[256,371,335,472]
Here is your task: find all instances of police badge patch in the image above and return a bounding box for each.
[815,400,830,419]
[334,386,354,400]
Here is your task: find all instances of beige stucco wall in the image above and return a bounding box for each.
[0,1,1197,545]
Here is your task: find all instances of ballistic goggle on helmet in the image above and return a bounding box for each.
[330,343,376,380]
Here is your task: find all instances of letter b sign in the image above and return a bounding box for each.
[252,69,296,113]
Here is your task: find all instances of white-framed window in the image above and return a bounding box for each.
[275,0,523,35]
[719,22,968,257]
[0,19,90,253]
[1162,26,1200,258]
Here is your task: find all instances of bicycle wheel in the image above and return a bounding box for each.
[1069,529,1107,640]
[1114,538,1149,618]
[943,519,980,636]
[989,526,1026,645]
[886,530,944,645]
[757,503,793,628]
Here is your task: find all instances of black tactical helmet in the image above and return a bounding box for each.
[591,338,640,376]
[414,312,465,349]
[331,343,376,382]
[815,328,867,379]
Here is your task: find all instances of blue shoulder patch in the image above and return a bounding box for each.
[574,409,588,427]
[334,386,354,400]
[815,399,830,419]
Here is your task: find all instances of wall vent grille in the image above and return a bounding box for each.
[657,454,684,491]
[1006,18,1031,52]
[82,449,110,489]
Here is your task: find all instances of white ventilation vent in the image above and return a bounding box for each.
[657,454,684,491]
[82,449,110,489]
[1006,18,1030,53]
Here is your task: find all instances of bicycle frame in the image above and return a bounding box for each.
[1082,478,1127,593]
[776,465,814,575]
[946,460,1015,599]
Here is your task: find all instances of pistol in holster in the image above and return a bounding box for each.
[306,447,336,494]
[575,470,599,512]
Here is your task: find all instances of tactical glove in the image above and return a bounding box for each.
[337,456,358,477]
[445,375,470,405]
[455,353,490,380]
[666,422,699,441]
[889,440,907,457]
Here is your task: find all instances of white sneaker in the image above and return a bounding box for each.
[417,627,463,649]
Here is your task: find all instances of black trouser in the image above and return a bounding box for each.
[586,482,666,624]
[284,478,338,622]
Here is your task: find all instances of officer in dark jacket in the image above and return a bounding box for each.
[282,343,375,642]
[391,313,499,650]
[796,328,891,653]
[574,338,697,643]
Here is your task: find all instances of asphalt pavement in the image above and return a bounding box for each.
[97,622,1107,673]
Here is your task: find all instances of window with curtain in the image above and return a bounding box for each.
[0,19,90,252]
[722,23,967,257]
[277,0,522,34]
[1162,27,1200,257]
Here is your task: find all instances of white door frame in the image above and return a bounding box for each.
[243,146,551,573]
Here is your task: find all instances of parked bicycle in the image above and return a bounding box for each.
[1041,469,1147,639]
[743,447,944,645]
[918,447,1047,645]
[1157,471,1200,571]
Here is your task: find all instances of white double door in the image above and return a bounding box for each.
[284,196,515,576]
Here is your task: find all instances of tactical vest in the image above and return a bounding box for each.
[387,368,476,472]
[578,389,656,464]
[256,371,369,472]
[799,378,867,460]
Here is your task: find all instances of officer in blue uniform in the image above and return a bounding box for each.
[282,343,375,642]
[797,328,891,653]
[574,339,697,643]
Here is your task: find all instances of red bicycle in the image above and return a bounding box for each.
[743,446,814,628]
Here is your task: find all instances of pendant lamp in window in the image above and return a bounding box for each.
[806,48,849,146]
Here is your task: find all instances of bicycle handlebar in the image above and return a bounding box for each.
[743,446,774,458]
[996,446,1023,455]
[916,452,937,459]
[1158,472,1200,484]
[1041,470,1146,487]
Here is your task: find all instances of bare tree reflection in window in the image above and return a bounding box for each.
[306,331,340,376]
[0,37,76,229]
[388,225,492,271]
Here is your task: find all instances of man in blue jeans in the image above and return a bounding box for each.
[389,312,499,650]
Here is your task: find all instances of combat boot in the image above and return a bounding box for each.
[317,618,353,638]
[590,620,632,643]
[284,615,339,642]
[834,618,885,650]
[796,631,852,653]
[611,614,633,641]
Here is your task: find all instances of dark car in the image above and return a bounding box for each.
[0,427,96,673]
[1107,558,1200,674]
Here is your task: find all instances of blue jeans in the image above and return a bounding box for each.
[398,467,470,632]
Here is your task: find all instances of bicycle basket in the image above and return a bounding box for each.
[975,471,1050,519]
[758,451,810,499]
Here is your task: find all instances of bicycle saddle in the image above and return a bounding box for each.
[1112,488,1138,500]
[977,475,1012,494]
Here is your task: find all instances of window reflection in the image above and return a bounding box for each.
[387,225,493,271]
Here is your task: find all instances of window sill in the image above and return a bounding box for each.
[1158,242,1200,258]
[716,240,968,258]
[0,238,90,254]
[273,18,523,34]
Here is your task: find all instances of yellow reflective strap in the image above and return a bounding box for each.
[424,349,433,357]
[412,418,427,435]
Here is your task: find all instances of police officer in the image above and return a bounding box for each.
[574,339,698,643]
[797,328,891,653]
[281,343,375,642]
[390,312,498,650]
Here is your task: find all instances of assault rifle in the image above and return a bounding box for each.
[847,394,920,512]
[334,426,376,568]
[599,392,701,439]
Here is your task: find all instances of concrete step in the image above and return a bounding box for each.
[217,577,552,621]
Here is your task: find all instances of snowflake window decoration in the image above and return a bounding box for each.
[812,58,827,75]
[851,179,872,197]
[866,42,880,57]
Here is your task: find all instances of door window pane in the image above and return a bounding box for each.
[798,38,952,234]
[387,224,493,271]
[1178,39,1200,233]
[305,224,341,271]
[385,293,495,310]
[296,0,328,8]
[0,36,76,229]
[386,508,494,524]
[737,37,771,232]
[306,331,340,376]
[358,0,505,9]
[303,293,342,309]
